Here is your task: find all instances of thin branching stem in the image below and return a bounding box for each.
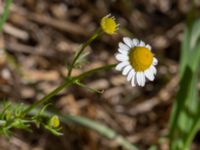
[67,28,102,77]
[23,64,116,114]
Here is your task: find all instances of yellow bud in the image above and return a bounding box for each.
[100,14,119,35]
[49,115,60,128]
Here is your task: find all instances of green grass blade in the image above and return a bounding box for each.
[0,0,12,32]
[28,107,138,150]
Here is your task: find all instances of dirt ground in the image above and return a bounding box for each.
[0,0,200,150]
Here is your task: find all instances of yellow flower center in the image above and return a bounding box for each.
[129,46,153,72]
[100,16,117,35]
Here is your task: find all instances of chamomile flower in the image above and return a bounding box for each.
[115,37,158,87]
[100,14,119,35]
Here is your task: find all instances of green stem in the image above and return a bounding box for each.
[76,64,116,80]
[0,0,12,32]
[23,64,116,114]
[23,78,74,114]
[68,28,102,77]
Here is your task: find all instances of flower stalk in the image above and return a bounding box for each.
[67,28,102,77]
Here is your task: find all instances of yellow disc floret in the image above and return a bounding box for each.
[129,47,153,72]
[100,15,118,35]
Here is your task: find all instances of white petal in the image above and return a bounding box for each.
[118,48,128,55]
[127,70,135,82]
[123,37,133,48]
[136,72,145,87]
[140,72,146,87]
[150,66,157,75]
[122,65,132,75]
[132,38,139,46]
[115,54,128,61]
[139,41,145,47]
[153,58,158,65]
[119,42,129,51]
[146,44,152,50]
[144,69,155,81]
[106,14,111,17]
[136,72,142,86]
[115,61,129,71]
[131,74,136,87]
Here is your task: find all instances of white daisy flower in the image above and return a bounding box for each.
[115,37,158,87]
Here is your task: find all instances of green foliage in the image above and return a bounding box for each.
[0,102,27,136]
[169,18,200,150]
[0,102,62,136]
[0,0,12,32]
[73,50,90,68]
